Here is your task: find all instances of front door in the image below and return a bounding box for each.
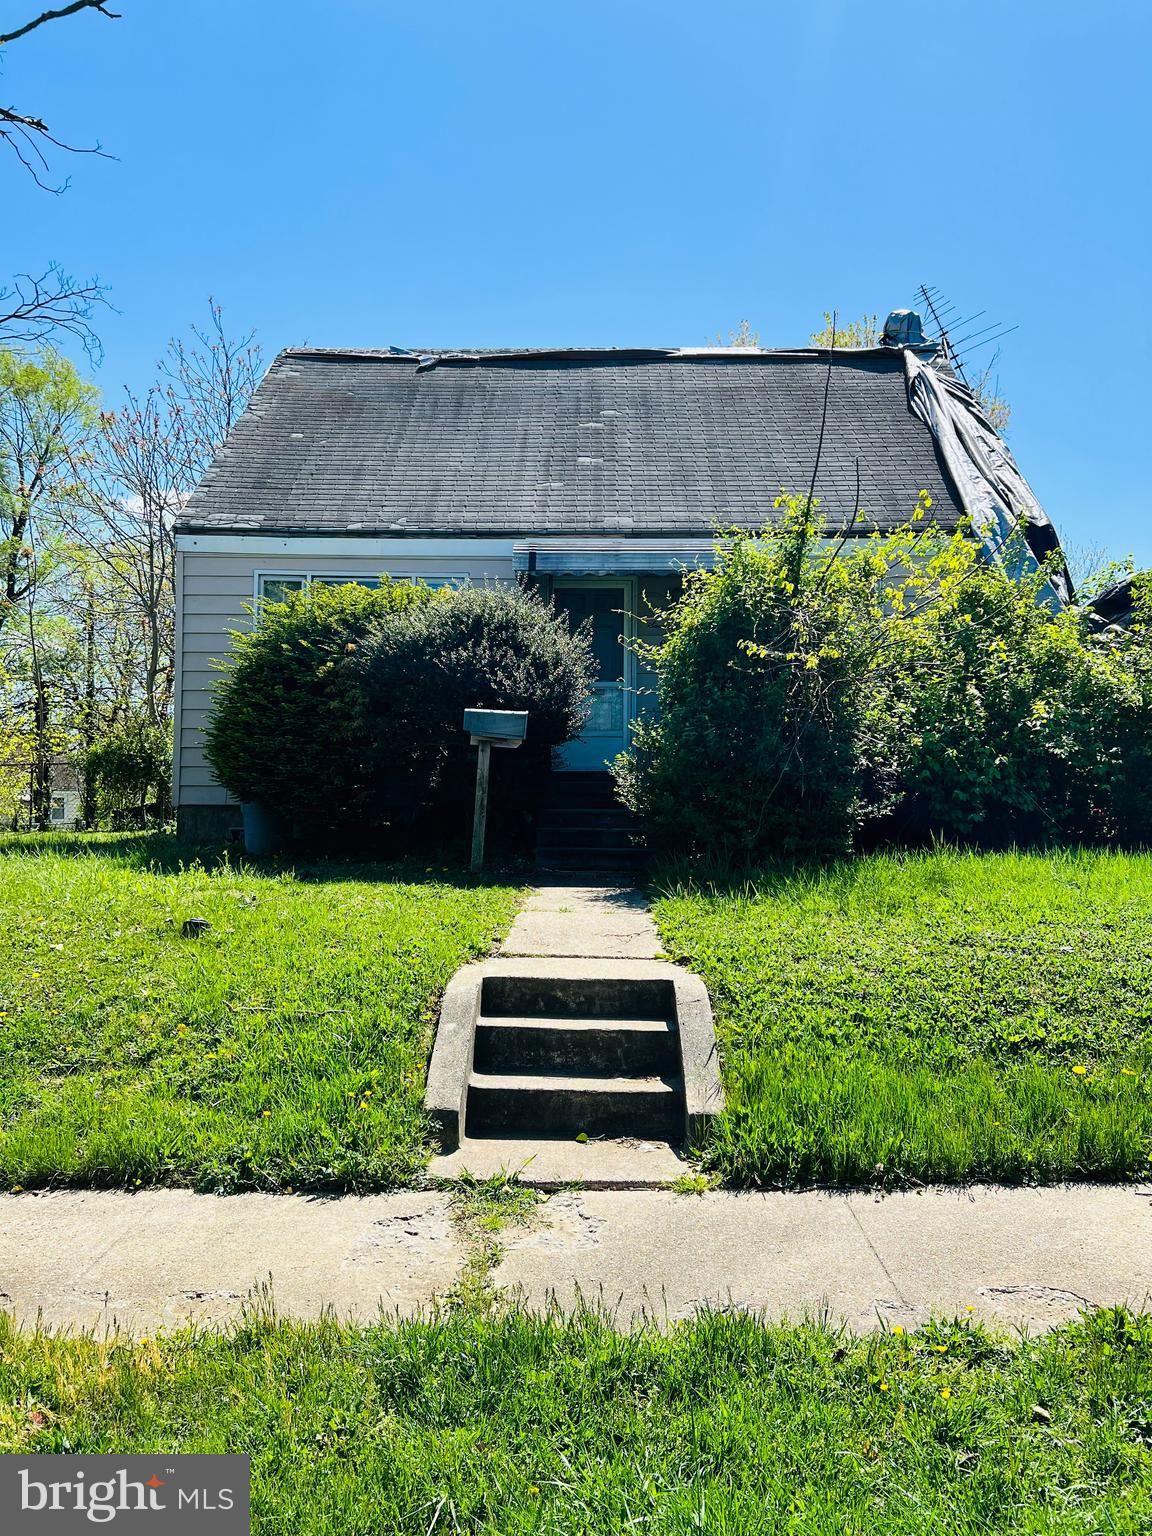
[554,581,631,771]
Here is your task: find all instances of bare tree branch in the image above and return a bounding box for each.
[0,2,119,50]
[0,265,108,358]
[0,0,119,187]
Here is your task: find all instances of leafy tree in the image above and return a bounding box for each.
[612,494,974,859]
[888,563,1152,844]
[0,346,97,637]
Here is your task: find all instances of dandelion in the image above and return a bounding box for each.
[528,1486,540,1497]
[1071,1065,1088,1076]
[262,1110,271,1118]
[891,1325,904,1336]
[879,1381,889,1392]
[940,1387,952,1401]
[1120,1068,1137,1077]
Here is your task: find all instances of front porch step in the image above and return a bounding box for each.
[536,825,640,851]
[537,847,646,873]
[543,772,620,808]
[473,1016,678,1076]
[535,773,644,872]
[481,972,676,1020]
[465,1072,683,1140]
[537,807,638,831]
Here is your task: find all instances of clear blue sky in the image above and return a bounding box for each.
[7,0,1150,567]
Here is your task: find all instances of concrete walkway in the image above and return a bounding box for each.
[500,877,663,960]
[2,1183,1148,1336]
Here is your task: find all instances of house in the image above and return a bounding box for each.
[7,760,83,831]
[172,310,1068,841]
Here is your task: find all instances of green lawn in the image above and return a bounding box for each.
[654,848,1152,1187]
[0,833,520,1192]
[2,1306,1149,1533]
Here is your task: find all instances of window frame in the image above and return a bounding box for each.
[252,570,466,607]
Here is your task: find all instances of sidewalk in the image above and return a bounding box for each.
[1,1183,1148,1335]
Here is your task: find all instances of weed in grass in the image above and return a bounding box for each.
[666,1171,721,1194]
[0,1304,1149,1532]
[443,1169,541,1309]
[653,846,1152,1188]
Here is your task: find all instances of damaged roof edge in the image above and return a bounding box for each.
[904,351,1072,607]
[276,342,942,370]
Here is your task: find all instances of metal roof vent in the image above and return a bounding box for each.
[881,309,928,348]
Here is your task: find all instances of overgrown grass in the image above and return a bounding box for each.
[653,848,1152,1187]
[2,1305,1150,1532]
[0,833,521,1191]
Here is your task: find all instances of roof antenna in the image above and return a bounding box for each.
[915,284,1019,392]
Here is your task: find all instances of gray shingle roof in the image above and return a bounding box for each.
[177,347,966,537]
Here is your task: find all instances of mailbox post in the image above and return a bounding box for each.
[463,708,528,872]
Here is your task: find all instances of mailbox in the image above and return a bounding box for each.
[463,708,529,872]
[463,708,528,748]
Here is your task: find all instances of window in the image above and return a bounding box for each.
[256,571,465,604]
[50,794,67,824]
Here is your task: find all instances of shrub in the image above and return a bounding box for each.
[204,579,433,839]
[85,716,172,826]
[614,497,1152,859]
[358,583,594,840]
[613,495,975,859]
[205,579,593,849]
[891,564,1152,844]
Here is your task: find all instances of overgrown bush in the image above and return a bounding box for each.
[358,583,593,840]
[890,565,1152,843]
[204,580,433,839]
[205,579,592,848]
[614,496,1152,858]
[85,716,172,826]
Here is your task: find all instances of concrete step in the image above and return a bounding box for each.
[538,807,637,830]
[543,778,622,811]
[536,826,638,852]
[481,972,676,1021]
[537,847,646,872]
[474,1015,678,1076]
[466,1072,683,1140]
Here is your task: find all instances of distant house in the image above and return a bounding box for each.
[172,310,1068,840]
[10,761,82,831]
